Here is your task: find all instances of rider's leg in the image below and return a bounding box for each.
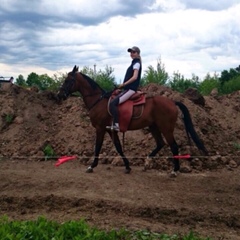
[118,89,135,104]
[115,89,135,128]
[109,97,119,127]
[108,90,135,131]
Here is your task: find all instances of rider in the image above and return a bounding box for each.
[107,46,142,131]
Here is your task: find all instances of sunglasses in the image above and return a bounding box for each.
[130,51,137,54]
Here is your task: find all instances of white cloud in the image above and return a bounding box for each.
[38,0,123,18]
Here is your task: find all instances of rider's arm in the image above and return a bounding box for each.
[124,69,139,87]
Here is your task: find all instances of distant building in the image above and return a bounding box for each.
[0,76,14,83]
[0,76,14,88]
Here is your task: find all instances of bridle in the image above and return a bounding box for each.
[59,72,105,110]
[59,72,76,99]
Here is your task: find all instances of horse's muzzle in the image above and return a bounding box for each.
[56,92,67,102]
[57,84,71,101]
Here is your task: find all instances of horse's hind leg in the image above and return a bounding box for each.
[107,130,131,174]
[148,124,165,157]
[144,124,165,170]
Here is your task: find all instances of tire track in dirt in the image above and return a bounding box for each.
[1,160,240,239]
[1,194,240,230]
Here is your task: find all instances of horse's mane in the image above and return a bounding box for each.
[80,72,105,94]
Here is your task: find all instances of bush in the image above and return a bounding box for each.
[43,144,56,160]
[198,78,220,96]
[220,76,240,94]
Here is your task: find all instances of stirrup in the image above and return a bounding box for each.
[106,125,119,132]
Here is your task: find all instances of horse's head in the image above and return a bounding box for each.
[57,65,79,101]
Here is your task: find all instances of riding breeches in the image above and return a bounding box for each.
[110,89,135,124]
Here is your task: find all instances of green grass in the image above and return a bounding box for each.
[0,216,211,240]
[233,142,240,150]
[1,113,15,125]
[43,144,56,160]
[4,114,14,123]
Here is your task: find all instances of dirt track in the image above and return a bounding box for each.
[1,159,240,239]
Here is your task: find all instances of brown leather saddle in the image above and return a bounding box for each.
[108,89,146,132]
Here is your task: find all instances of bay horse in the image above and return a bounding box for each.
[57,65,208,175]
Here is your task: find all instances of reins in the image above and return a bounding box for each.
[83,93,104,111]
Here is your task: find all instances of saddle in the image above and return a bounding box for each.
[108,89,146,132]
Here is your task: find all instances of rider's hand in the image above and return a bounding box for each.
[118,84,124,89]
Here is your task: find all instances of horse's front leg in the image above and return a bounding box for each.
[107,130,131,174]
[86,129,105,173]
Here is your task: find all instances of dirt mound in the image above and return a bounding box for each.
[1,83,239,171]
[1,83,240,238]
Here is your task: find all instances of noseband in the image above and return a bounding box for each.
[59,72,105,110]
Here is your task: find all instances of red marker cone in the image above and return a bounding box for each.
[55,156,77,167]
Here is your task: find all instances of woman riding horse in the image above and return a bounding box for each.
[57,65,208,176]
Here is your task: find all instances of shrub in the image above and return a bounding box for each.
[43,144,56,160]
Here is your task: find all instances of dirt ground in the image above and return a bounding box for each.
[0,83,240,239]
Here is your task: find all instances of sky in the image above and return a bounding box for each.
[0,0,240,83]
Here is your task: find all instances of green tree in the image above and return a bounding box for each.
[25,72,62,91]
[167,72,199,93]
[15,74,27,86]
[38,74,55,91]
[51,72,66,91]
[220,75,240,94]
[81,65,116,91]
[26,72,40,87]
[219,67,240,85]
[141,58,168,86]
[52,72,66,85]
[199,73,220,95]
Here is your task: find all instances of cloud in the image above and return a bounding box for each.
[181,0,239,11]
[150,0,239,11]
[0,0,240,82]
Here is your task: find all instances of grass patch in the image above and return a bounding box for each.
[233,142,240,150]
[4,114,15,123]
[0,216,212,240]
[43,144,56,160]
[1,113,15,125]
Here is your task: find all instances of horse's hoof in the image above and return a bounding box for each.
[169,171,178,178]
[125,168,131,174]
[144,157,152,170]
[86,167,93,173]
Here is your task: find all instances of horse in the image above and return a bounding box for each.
[57,65,208,175]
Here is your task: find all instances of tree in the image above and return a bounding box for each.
[141,58,168,86]
[26,72,40,87]
[236,65,240,72]
[25,72,62,91]
[199,73,219,95]
[38,74,56,91]
[81,65,116,91]
[167,72,199,93]
[220,75,240,94]
[219,67,240,85]
[51,72,66,91]
[15,74,26,86]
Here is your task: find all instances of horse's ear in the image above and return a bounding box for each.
[76,66,79,72]
[73,65,77,72]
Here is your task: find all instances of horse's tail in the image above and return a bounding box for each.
[175,101,208,155]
